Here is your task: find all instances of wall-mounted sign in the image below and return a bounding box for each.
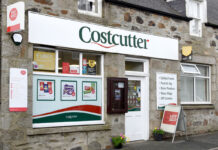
[29,12,178,60]
[9,68,27,111]
[7,2,25,32]
[156,73,177,110]
[33,50,55,71]
[182,46,192,61]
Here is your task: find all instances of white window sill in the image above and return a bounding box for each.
[181,104,214,110]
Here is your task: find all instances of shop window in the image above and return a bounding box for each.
[33,49,56,73]
[125,61,144,72]
[59,51,80,74]
[78,0,102,17]
[180,63,210,104]
[32,48,104,128]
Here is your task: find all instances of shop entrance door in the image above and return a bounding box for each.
[125,76,149,141]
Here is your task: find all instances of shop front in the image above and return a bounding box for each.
[28,11,178,141]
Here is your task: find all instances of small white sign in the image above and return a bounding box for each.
[7,1,25,32]
[156,73,177,110]
[9,68,28,111]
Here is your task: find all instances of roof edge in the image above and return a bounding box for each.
[205,22,218,28]
[105,0,192,21]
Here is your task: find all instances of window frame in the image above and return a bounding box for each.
[186,0,207,37]
[180,63,200,74]
[33,47,104,77]
[125,57,149,77]
[180,63,211,105]
[77,0,102,17]
[189,19,202,37]
[32,46,105,128]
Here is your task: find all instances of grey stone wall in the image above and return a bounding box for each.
[104,3,218,136]
[1,0,218,150]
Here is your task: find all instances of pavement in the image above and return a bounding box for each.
[107,131,218,150]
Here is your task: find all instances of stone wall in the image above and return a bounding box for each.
[105,3,218,135]
[0,0,218,150]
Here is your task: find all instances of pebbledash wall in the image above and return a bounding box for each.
[0,0,218,150]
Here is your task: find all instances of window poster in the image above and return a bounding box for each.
[82,81,97,101]
[37,79,55,101]
[62,62,70,73]
[33,75,102,128]
[87,60,96,75]
[33,50,55,71]
[61,80,77,101]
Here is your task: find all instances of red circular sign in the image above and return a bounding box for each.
[21,70,26,75]
[9,8,18,21]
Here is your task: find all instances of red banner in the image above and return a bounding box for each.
[163,111,178,125]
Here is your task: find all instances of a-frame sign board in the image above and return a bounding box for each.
[160,105,188,143]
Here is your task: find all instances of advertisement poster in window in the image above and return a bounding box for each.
[33,50,55,71]
[37,79,55,101]
[70,65,80,74]
[82,81,97,101]
[82,58,87,74]
[61,81,77,101]
[62,62,70,73]
[87,60,96,75]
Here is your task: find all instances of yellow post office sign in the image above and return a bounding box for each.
[182,46,192,57]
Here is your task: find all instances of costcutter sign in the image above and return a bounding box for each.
[7,2,25,32]
[28,12,178,60]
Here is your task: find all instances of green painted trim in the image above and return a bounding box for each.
[128,107,141,111]
[60,80,77,101]
[33,112,101,123]
[37,79,55,101]
[82,81,97,101]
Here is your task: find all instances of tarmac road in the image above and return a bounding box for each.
[107,131,218,150]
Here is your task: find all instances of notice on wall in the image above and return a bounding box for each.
[156,73,177,110]
[9,68,28,111]
[37,79,55,101]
